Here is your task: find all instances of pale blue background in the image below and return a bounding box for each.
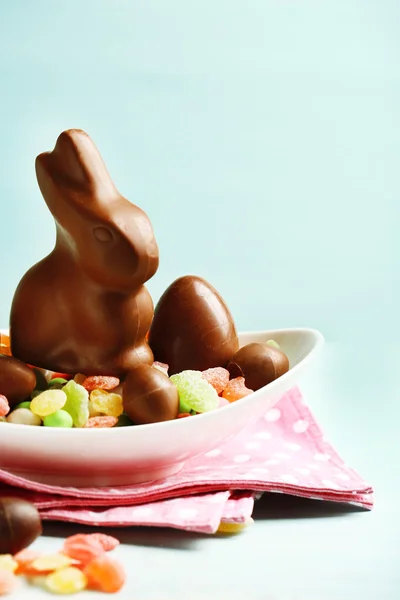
[0,1,399,598]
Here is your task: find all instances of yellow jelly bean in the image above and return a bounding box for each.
[0,554,18,572]
[30,554,75,573]
[45,567,88,595]
[30,390,67,417]
[217,518,254,534]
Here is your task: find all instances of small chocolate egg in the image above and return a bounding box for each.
[148,275,239,375]
[227,342,289,391]
[0,497,42,554]
[0,355,37,407]
[123,364,179,425]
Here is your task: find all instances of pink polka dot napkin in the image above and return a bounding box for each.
[0,387,373,533]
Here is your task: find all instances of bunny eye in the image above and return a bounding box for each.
[93,226,113,243]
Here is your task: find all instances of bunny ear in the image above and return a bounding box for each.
[36,129,117,199]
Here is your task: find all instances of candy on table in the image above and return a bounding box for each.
[201,367,230,394]
[45,567,87,595]
[62,380,89,428]
[43,410,74,428]
[63,534,105,565]
[0,395,10,417]
[84,554,126,593]
[217,517,254,534]
[30,389,67,418]
[87,534,120,552]
[26,554,77,575]
[82,375,120,391]
[6,409,42,426]
[0,498,42,555]
[222,377,253,402]
[89,389,123,418]
[0,569,18,595]
[84,416,118,428]
[170,370,219,413]
[13,549,41,573]
[0,555,18,573]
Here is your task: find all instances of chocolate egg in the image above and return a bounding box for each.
[123,364,179,425]
[0,497,42,554]
[0,355,37,407]
[148,276,239,375]
[227,342,289,391]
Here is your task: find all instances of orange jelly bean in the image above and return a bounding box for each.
[84,554,126,593]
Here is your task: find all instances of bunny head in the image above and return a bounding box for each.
[35,129,159,291]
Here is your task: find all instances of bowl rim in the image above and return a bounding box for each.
[0,327,324,436]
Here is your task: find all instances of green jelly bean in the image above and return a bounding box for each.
[43,410,74,428]
[14,401,31,410]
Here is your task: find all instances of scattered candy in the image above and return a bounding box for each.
[222,377,253,402]
[87,534,119,552]
[28,554,76,575]
[217,517,254,534]
[6,408,41,426]
[89,389,123,418]
[63,535,105,566]
[62,381,89,428]
[84,554,126,593]
[45,567,88,595]
[0,556,17,573]
[30,389,67,418]
[0,396,10,418]
[82,376,120,392]
[0,569,18,595]
[13,549,40,573]
[170,370,219,413]
[201,367,230,394]
[43,410,73,428]
[84,416,118,428]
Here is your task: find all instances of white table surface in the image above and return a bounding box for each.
[15,342,400,599]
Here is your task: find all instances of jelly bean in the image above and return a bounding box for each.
[43,410,73,428]
[89,389,123,418]
[177,412,192,418]
[30,389,67,417]
[84,416,118,428]
[266,339,280,349]
[12,401,31,410]
[0,395,10,418]
[13,548,40,573]
[6,408,42,426]
[0,569,18,595]
[50,372,73,381]
[63,534,104,565]
[87,533,120,552]
[82,375,120,391]
[62,380,89,428]
[222,377,253,402]
[84,554,126,593]
[45,567,87,595]
[217,517,254,533]
[201,367,230,394]
[0,555,18,573]
[28,554,76,574]
[170,371,219,413]
[73,373,87,385]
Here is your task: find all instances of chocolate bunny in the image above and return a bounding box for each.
[10,129,159,376]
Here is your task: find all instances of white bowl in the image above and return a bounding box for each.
[0,328,324,487]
